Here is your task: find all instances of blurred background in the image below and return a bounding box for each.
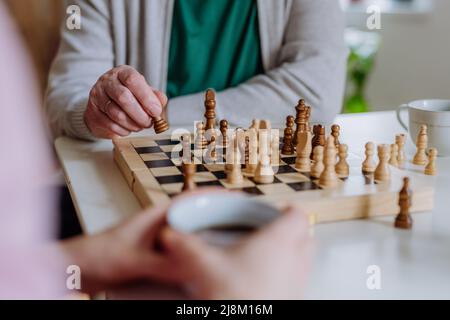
[5,0,450,113]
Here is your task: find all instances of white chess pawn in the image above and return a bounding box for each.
[374,144,391,182]
[311,146,325,179]
[362,142,376,173]
[424,148,438,176]
[336,144,349,178]
[389,144,399,167]
[319,136,339,188]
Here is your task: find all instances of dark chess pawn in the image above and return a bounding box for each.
[395,177,413,229]
[282,116,295,155]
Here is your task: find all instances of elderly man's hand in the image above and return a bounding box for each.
[84,65,168,139]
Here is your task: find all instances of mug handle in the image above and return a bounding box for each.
[396,104,409,131]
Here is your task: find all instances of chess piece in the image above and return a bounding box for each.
[295,130,312,172]
[182,162,197,191]
[246,129,258,176]
[311,125,326,160]
[396,134,407,166]
[254,131,274,184]
[227,144,244,185]
[395,177,413,229]
[389,144,399,167]
[180,134,192,163]
[331,124,341,150]
[374,144,391,182]
[205,136,218,163]
[424,148,438,176]
[362,142,376,174]
[204,89,217,139]
[250,119,261,131]
[336,144,349,178]
[413,125,428,165]
[319,136,339,188]
[152,102,170,134]
[282,116,295,155]
[293,99,307,147]
[311,146,325,179]
[195,122,208,150]
[271,131,280,167]
[305,105,312,132]
[220,120,229,147]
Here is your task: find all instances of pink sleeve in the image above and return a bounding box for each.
[0,4,66,298]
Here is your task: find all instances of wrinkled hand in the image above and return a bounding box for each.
[162,206,314,300]
[84,65,168,139]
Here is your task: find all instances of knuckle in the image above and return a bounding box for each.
[123,72,143,88]
[116,89,132,106]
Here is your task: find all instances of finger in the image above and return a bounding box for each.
[104,101,143,132]
[153,90,168,108]
[103,78,152,128]
[135,252,187,283]
[89,84,111,112]
[127,204,170,246]
[93,107,131,137]
[117,68,163,117]
[251,206,310,244]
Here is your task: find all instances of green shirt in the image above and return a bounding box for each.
[167,0,264,98]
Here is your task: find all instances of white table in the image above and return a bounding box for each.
[55,111,450,299]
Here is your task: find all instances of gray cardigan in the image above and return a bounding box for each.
[46,0,348,140]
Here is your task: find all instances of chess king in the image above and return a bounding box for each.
[45,1,347,140]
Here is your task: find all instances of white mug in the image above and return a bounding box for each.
[397,99,450,157]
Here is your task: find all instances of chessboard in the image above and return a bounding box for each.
[113,133,435,224]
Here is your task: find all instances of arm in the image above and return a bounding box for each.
[168,0,348,127]
[45,0,114,140]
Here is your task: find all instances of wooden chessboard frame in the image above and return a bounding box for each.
[113,134,435,224]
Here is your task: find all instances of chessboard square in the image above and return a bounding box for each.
[135,146,162,154]
[257,183,296,195]
[196,181,223,188]
[156,175,184,185]
[161,183,183,195]
[132,140,158,148]
[282,157,297,165]
[156,139,180,146]
[140,152,169,162]
[241,187,264,196]
[220,179,256,189]
[204,164,226,172]
[160,145,180,153]
[288,181,320,192]
[212,171,227,180]
[252,176,282,185]
[276,172,310,184]
[145,159,174,168]
[274,165,298,175]
[150,166,182,177]
[313,179,345,190]
[194,172,217,183]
